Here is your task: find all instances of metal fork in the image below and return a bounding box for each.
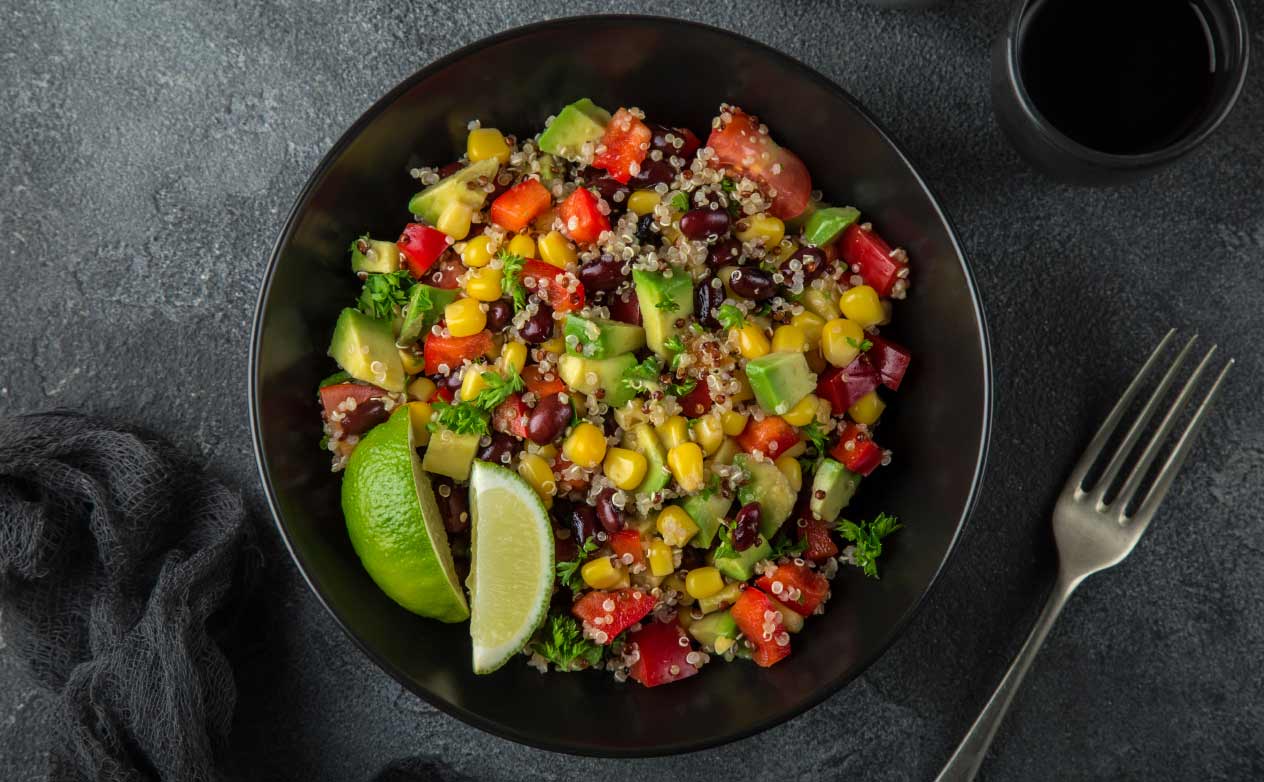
[935,330,1234,782]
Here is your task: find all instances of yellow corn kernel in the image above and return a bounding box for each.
[406,376,437,402]
[518,453,556,507]
[714,636,736,655]
[581,556,624,589]
[771,324,808,354]
[691,414,725,456]
[466,127,511,164]
[730,371,754,403]
[536,443,558,460]
[803,287,841,321]
[663,573,693,605]
[656,505,699,547]
[538,230,576,268]
[839,284,885,328]
[782,393,819,427]
[848,390,886,425]
[790,311,826,349]
[444,297,486,337]
[685,566,725,600]
[708,436,740,467]
[537,336,564,355]
[735,323,771,360]
[436,202,473,240]
[461,234,494,268]
[735,213,785,248]
[820,317,866,367]
[775,454,803,493]
[879,299,894,326]
[406,401,432,446]
[398,347,426,376]
[666,442,704,492]
[648,538,675,577]
[720,410,749,437]
[507,233,536,259]
[464,266,503,302]
[627,189,661,216]
[603,447,648,491]
[563,422,607,469]
[698,582,743,614]
[459,366,489,402]
[499,341,528,375]
[656,415,689,450]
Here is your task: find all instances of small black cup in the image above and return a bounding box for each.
[992,0,1250,185]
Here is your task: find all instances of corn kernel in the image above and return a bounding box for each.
[466,127,511,164]
[399,347,426,376]
[518,453,556,507]
[720,411,748,437]
[848,390,886,425]
[538,230,576,268]
[790,311,826,348]
[839,284,885,328]
[685,567,725,600]
[803,287,841,321]
[663,573,693,605]
[775,454,803,493]
[666,442,704,492]
[436,202,473,240]
[736,323,771,360]
[406,401,432,446]
[627,189,661,216]
[782,393,819,427]
[444,297,486,337]
[708,436,740,466]
[698,582,743,614]
[536,443,558,460]
[464,266,503,302]
[603,447,648,491]
[406,376,437,402]
[459,367,490,402]
[499,341,528,375]
[714,636,735,655]
[648,538,675,577]
[656,415,689,450]
[581,556,623,589]
[820,318,866,367]
[690,414,725,456]
[538,336,564,355]
[507,233,536,259]
[771,324,808,354]
[461,234,494,268]
[563,422,607,469]
[736,213,785,248]
[656,505,699,547]
[730,371,754,403]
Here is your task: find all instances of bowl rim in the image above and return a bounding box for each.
[248,13,993,758]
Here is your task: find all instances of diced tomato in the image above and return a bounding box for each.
[422,254,466,289]
[398,223,450,277]
[318,382,384,417]
[838,223,907,298]
[490,179,553,233]
[572,588,656,644]
[522,366,566,397]
[867,335,911,391]
[610,529,644,566]
[830,423,883,477]
[736,415,801,457]
[756,562,829,617]
[423,331,493,375]
[592,108,652,184]
[492,393,530,439]
[677,381,714,417]
[705,106,812,220]
[627,620,699,687]
[521,259,585,312]
[730,587,792,667]
[816,356,882,415]
[558,187,611,244]
[796,514,840,563]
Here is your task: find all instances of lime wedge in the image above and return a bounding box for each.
[342,409,469,622]
[467,460,555,674]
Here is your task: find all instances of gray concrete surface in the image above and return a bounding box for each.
[2,1,1262,780]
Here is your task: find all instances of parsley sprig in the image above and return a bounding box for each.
[427,400,489,436]
[836,512,902,579]
[669,191,689,212]
[472,363,525,411]
[716,304,746,331]
[768,530,808,560]
[846,336,874,352]
[799,421,829,476]
[498,249,528,311]
[557,538,599,592]
[357,270,413,320]
[531,614,604,672]
[655,299,680,312]
[620,355,696,397]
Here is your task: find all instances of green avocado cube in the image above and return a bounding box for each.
[350,235,401,274]
[632,269,694,356]
[557,353,638,408]
[328,308,405,392]
[809,458,861,523]
[745,351,817,415]
[397,284,458,347]
[802,206,860,247]
[537,98,611,161]
[563,314,645,359]
[734,454,797,540]
[408,157,500,226]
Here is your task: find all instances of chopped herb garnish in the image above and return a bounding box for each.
[498,249,528,311]
[768,531,808,560]
[836,512,902,579]
[557,537,599,592]
[621,355,663,394]
[531,614,605,672]
[800,421,829,475]
[697,472,723,501]
[472,363,525,411]
[720,178,737,193]
[655,299,680,312]
[716,304,746,331]
[669,191,689,211]
[356,270,412,320]
[846,336,874,352]
[427,399,490,436]
[754,301,774,317]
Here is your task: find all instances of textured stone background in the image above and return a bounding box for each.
[2,1,1262,780]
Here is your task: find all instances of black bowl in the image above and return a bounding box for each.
[250,15,991,757]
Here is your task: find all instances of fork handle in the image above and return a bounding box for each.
[934,573,1079,782]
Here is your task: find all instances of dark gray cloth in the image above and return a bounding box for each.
[0,412,260,782]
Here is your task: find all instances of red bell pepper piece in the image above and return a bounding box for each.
[490,179,553,233]
[830,423,883,477]
[558,187,611,244]
[705,106,812,220]
[795,513,840,563]
[735,415,800,458]
[398,223,450,277]
[867,335,911,391]
[572,587,656,644]
[627,620,700,688]
[592,108,652,184]
[423,331,493,375]
[491,393,530,439]
[677,381,714,418]
[816,356,882,415]
[838,223,907,298]
[522,367,566,398]
[609,529,645,566]
[756,562,830,617]
[318,382,385,418]
[521,259,585,312]
[730,587,792,667]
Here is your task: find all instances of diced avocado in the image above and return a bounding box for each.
[681,491,734,549]
[563,314,645,359]
[537,98,611,161]
[714,536,772,582]
[557,353,637,407]
[626,423,671,495]
[772,600,805,633]
[421,428,480,481]
[697,582,743,615]
[328,308,406,392]
[632,269,694,356]
[785,198,825,231]
[809,458,861,523]
[537,153,560,183]
[746,352,817,415]
[350,235,401,274]
[319,370,352,388]
[397,284,458,347]
[407,157,500,226]
[688,611,739,649]
[733,454,797,539]
[802,206,860,247]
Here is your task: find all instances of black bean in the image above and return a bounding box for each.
[583,170,628,206]
[635,213,658,245]
[631,158,675,188]
[569,504,599,544]
[780,246,829,286]
[485,299,513,333]
[527,393,572,444]
[732,502,761,551]
[608,287,642,325]
[441,368,465,392]
[706,237,743,269]
[519,304,554,344]
[648,123,700,160]
[679,208,731,242]
[595,488,624,534]
[694,274,723,329]
[728,267,776,301]
[578,253,626,292]
[340,398,389,437]
[432,477,470,535]
[477,431,516,466]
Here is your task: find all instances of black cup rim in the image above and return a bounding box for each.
[1003,0,1250,169]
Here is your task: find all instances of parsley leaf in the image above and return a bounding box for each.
[768,531,807,560]
[719,178,737,193]
[557,538,599,592]
[531,614,605,672]
[836,512,902,579]
[655,298,680,312]
[472,364,525,411]
[799,421,829,475]
[498,250,528,312]
[356,270,413,320]
[669,191,689,212]
[621,355,663,395]
[427,400,490,436]
[846,336,874,352]
[716,304,746,331]
[712,524,739,562]
[697,473,722,501]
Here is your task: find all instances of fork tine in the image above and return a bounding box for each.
[1126,357,1233,529]
[1089,334,1198,507]
[1067,329,1176,494]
